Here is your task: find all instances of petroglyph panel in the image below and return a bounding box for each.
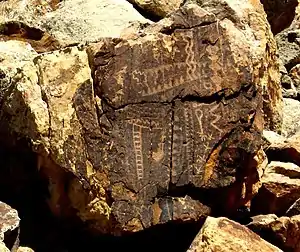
[108,104,172,199]
[95,21,239,108]
[172,101,226,186]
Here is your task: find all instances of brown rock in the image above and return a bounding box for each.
[127,0,183,19]
[260,0,298,34]
[251,161,300,215]
[0,0,282,234]
[263,130,300,166]
[187,216,282,252]
[248,214,300,251]
[0,201,20,251]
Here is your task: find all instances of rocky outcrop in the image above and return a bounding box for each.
[263,130,300,166]
[127,0,183,19]
[0,0,151,50]
[0,201,20,251]
[251,161,300,215]
[0,0,282,235]
[248,214,300,251]
[187,216,282,252]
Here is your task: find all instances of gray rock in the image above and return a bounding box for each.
[281,74,297,98]
[40,0,151,46]
[0,0,151,48]
[282,98,300,137]
[276,29,300,70]
[0,201,20,251]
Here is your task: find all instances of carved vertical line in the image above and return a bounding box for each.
[184,104,194,171]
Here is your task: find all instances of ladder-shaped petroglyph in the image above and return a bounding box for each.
[132,125,144,180]
[128,118,163,180]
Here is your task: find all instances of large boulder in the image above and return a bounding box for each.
[187,216,282,252]
[263,130,300,166]
[0,0,151,50]
[248,214,300,251]
[0,0,282,234]
[251,161,300,215]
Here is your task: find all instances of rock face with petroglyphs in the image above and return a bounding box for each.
[87,1,280,231]
[0,0,282,237]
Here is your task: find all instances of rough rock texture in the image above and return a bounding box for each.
[276,30,300,72]
[0,201,20,251]
[0,242,10,252]
[251,161,300,215]
[187,216,282,252]
[0,0,150,50]
[260,0,298,35]
[282,98,300,137]
[263,130,300,166]
[248,214,300,251]
[17,247,34,252]
[127,0,183,19]
[0,0,282,234]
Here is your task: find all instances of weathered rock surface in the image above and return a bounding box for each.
[251,161,300,215]
[127,0,183,19]
[0,0,150,50]
[248,214,300,251]
[0,201,20,251]
[17,247,34,252]
[0,242,10,252]
[187,216,282,252]
[263,130,300,166]
[0,0,282,234]
[282,98,300,137]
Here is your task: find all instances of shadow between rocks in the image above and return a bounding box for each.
[0,136,202,252]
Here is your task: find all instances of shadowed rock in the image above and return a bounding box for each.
[0,1,282,234]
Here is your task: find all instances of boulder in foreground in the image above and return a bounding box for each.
[187,216,282,252]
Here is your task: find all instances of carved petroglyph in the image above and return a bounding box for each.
[132,125,144,180]
[183,105,194,168]
[192,103,223,140]
[127,115,165,180]
[131,30,208,97]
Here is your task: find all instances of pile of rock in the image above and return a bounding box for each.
[1,0,300,251]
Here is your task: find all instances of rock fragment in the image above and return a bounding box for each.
[187,217,282,252]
